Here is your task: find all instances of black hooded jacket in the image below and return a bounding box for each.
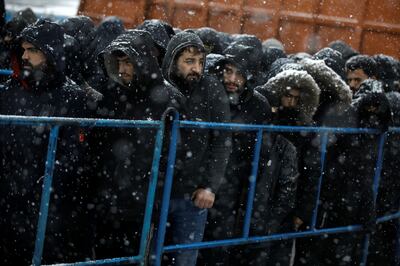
[60,16,96,86]
[161,30,231,197]
[230,34,267,87]
[83,16,125,91]
[88,30,183,219]
[195,27,224,54]
[204,43,272,241]
[0,8,37,70]
[136,19,174,65]
[320,80,391,230]
[0,19,90,264]
[372,54,400,92]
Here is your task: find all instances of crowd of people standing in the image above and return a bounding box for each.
[1,6,400,266]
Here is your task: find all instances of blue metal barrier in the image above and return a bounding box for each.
[0,115,165,266]
[0,69,12,75]
[154,117,399,266]
[1,114,400,265]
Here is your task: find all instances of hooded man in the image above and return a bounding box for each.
[87,29,183,260]
[256,69,320,265]
[314,79,392,266]
[0,19,91,265]
[201,43,271,265]
[0,8,37,83]
[161,30,231,265]
[345,54,377,95]
[136,19,175,66]
[256,69,320,128]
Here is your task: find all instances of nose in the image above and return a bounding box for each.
[192,62,202,74]
[118,62,125,74]
[349,80,358,90]
[22,50,29,60]
[288,97,296,107]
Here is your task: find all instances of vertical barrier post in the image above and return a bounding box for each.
[360,132,387,266]
[138,124,165,263]
[154,113,180,266]
[310,132,329,230]
[242,129,264,237]
[32,125,60,266]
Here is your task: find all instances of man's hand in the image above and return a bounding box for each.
[191,188,215,209]
[293,216,304,230]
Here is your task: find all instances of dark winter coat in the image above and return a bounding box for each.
[251,133,299,235]
[161,30,231,197]
[83,16,125,91]
[89,30,183,219]
[321,79,391,229]
[0,0,4,31]
[379,91,400,216]
[0,19,90,265]
[310,79,391,266]
[367,91,400,266]
[205,43,272,242]
[293,58,354,225]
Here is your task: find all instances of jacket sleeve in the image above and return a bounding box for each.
[268,137,299,233]
[202,80,232,193]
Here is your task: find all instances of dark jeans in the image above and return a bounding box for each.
[164,198,208,266]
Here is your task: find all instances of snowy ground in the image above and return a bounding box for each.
[5,0,79,18]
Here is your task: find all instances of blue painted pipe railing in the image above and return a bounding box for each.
[0,115,164,266]
[1,114,399,266]
[0,69,12,75]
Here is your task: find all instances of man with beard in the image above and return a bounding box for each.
[345,54,377,95]
[160,30,231,265]
[256,69,320,265]
[87,30,183,260]
[0,19,90,264]
[0,8,37,83]
[201,43,271,265]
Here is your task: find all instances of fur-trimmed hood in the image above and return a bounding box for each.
[299,58,352,105]
[256,69,320,124]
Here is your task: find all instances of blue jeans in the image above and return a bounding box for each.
[166,198,208,266]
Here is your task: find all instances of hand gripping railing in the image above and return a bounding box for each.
[0,115,166,266]
[1,113,400,265]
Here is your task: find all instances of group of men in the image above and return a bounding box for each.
[1,7,400,266]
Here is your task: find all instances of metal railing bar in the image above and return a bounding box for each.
[32,126,60,266]
[179,121,381,134]
[310,132,329,230]
[0,115,161,128]
[242,129,264,237]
